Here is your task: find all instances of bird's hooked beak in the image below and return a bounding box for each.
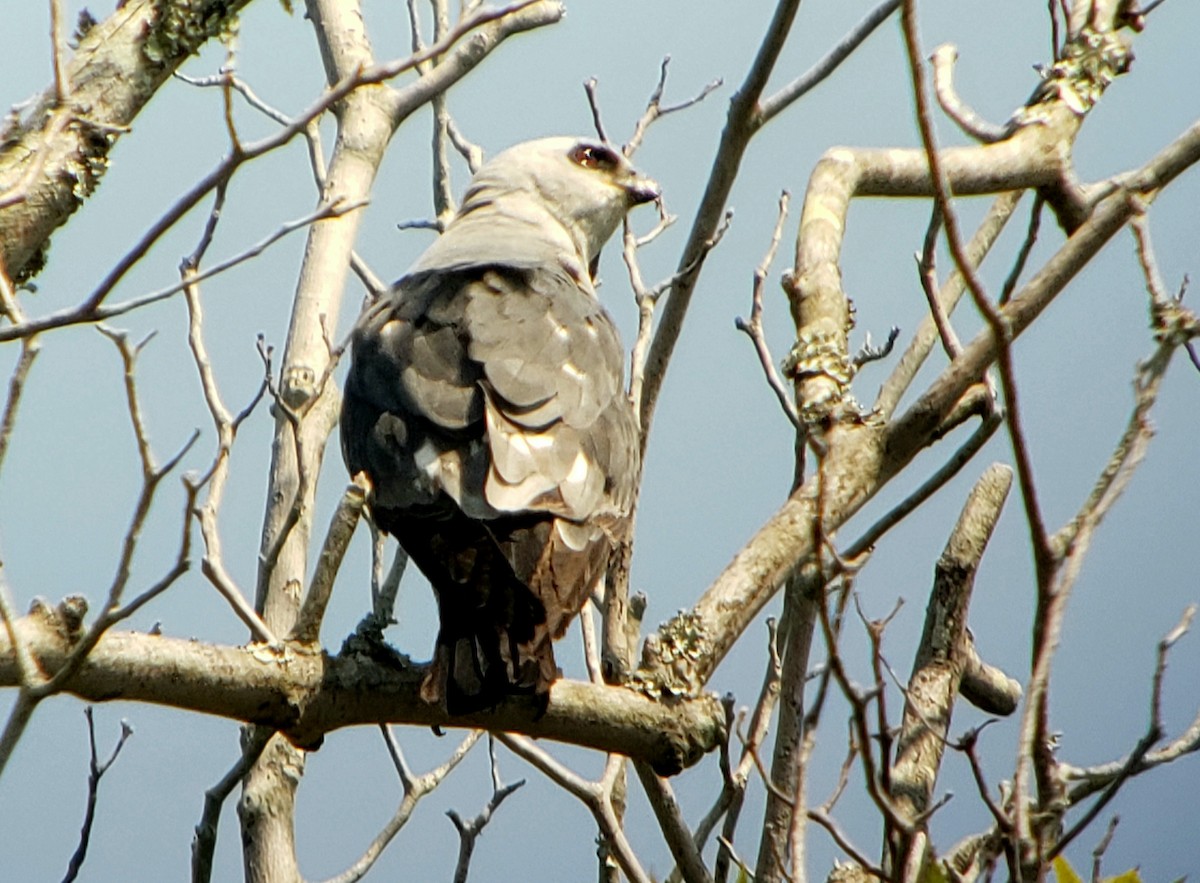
[626,174,661,207]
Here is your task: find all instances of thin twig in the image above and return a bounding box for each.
[900,0,1056,596]
[954,724,1013,834]
[0,200,363,342]
[875,191,1022,420]
[845,410,1002,559]
[291,480,368,643]
[62,708,134,883]
[175,71,294,126]
[638,0,804,440]
[1090,816,1119,883]
[317,727,482,883]
[1,1,557,343]
[0,338,40,476]
[999,195,1044,305]
[915,202,963,359]
[49,0,70,104]
[447,737,525,883]
[623,57,722,157]
[1049,605,1195,860]
[634,762,713,883]
[627,208,730,418]
[807,808,887,880]
[182,268,276,644]
[498,734,653,883]
[736,191,800,429]
[13,333,201,711]
[758,0,902,125]
[583,77,609,144]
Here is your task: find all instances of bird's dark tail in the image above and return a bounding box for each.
[381,509,556,715]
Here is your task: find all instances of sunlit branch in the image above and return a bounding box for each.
[758,0,902,126]
[498,734,653,883]
[930,45,1013,143]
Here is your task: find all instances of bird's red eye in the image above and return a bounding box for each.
[570,144,620,171]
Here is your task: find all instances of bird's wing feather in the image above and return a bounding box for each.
[340,262,637,711]
[344,263,636,523]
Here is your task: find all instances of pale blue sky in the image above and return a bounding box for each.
[2,2,1198,880]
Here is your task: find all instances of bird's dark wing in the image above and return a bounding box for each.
[341,263,637,712]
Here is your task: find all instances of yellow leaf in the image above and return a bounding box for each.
[1103,871,1144,883]
[1054,856,1085,883]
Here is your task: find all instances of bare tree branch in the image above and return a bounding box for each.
[0,0,254,282]
[0,608,723,774]
[623,57,723,158]
[929,45,1013,143]
[876,191,1022,419]
[192,727,271,883]
[498,735,653,883]
[316,728,482,883]
[62,708,134,883]
[758,0,902,126]
[637,0,804,439]
[889,464,1013,875]
[635,760,713,883]
[448,737,526,883]
[736,190,800,430]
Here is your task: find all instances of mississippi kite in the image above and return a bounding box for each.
[341,137,659,713]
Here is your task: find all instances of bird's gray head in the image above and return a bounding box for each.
[412,137,660,284]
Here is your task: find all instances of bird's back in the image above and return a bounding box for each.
[341,262,638,713]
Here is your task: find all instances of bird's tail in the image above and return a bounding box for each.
[421,602,556,716]
[386,511,556,715]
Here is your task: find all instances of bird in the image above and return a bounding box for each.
[340,136,659,714]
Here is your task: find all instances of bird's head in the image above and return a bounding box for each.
[456,136,660,276]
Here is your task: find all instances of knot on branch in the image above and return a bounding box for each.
[66,118,115,203]
[280,364,317,410]
[630,610,709,698]
[782,323,859,424]
[1150,297,1200,347]
[1021,27,1133,119]
[30,593,89,640]
[144,0,239,67]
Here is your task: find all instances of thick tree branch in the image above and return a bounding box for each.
[0,0,253,283]
[637,102,1200,696]
[889,464,1013,876]
[0,604,722,776]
